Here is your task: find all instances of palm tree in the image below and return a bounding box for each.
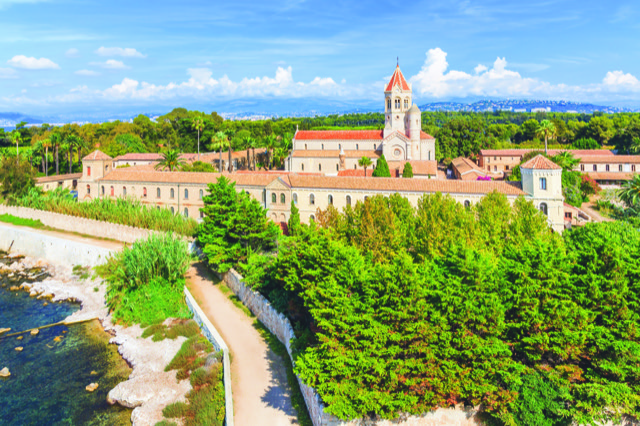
[250,137,259,170]
[536,120,556,155]
[50,133,61,175]
[66,135,83,173]
[550,151,579,171]
[32,140,44,174]
[242,135,253,170]
[42,138,52,176]
[191,117,205,162]
[155,150,185,172]
[619,174,640,207]
[11,131,22,166]
[264,134,277,170]
[211,131,228,172]
[61,141,71,174]
[358,156,372,177]
[630,137,640,155]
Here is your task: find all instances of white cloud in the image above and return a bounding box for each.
[602,70,640,88]
[474,64,488,74]
[7,55,59,70]
[0,67,18,79]
[95,47,146,58]
[65,48,80,58]
[90,59,129,69]
[74,69,100,76]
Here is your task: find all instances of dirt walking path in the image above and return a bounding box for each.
[0,221,124,251]
[186,264,298,426]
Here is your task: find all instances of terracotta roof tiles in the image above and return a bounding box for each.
[385,65,411,92]
[83,150,112,161]
[291,150,380,159]
[479,149,613,158]
[295,130,384,140]
[521,155,562,170]
[578,155,640,164]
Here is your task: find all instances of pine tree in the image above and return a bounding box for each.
[402,162,413,178]
[288,201,301,236]
[372,154,391,177]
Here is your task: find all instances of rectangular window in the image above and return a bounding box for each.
[565,212,572,219]
[593,164,597,171]
[540,177,547,190]
[619,164,623,172]
[580,164,585,171]
[606,164,610,171]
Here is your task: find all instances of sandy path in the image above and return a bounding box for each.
[0,221,124,251]
[186,264,298,426]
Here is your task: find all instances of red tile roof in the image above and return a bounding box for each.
[291,150,380,159]
[521,155,562,170]
[578,155,640,164]
[587,172,636,181]
[114,153,163,161]
[295,130,384,140]
[479,149,613,158]
[385,65,411,92]
[100,169,283,187]
[285,175,525,195]
[387,160,437,176]
[420,131,434,140]
[36,173,83,184]
[83,150,112,161]
[337,169,374,177]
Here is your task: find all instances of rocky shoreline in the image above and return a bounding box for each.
[0,255,192,426]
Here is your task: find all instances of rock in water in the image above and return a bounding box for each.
[86,383,99,392]
[0,368,10,378]
[30,329,39,336]
[15,347,23,352]
[53,336,62,342]
[16,336,23,340]
[0,328,10,335]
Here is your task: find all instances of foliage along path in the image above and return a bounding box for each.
[186,263,298,426]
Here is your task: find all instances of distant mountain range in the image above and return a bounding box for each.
[1,99,638,129]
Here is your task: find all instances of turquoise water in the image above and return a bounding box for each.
[0,260,132,426]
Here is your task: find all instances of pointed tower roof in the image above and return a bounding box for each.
[521,155,561,170]
[385,65,411,92]
[83,150,112,161]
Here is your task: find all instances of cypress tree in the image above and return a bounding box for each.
[288,201,301,236]
[402,162,413,178]
[372,154,391,177]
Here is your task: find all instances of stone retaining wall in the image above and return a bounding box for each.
[221,268,482,426]
[184,287,234,426]
[0,223,113,267]
[0,205,153,244]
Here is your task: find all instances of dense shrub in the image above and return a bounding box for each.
[16,187,198,236]
[227,193,640,425]
[0,158,36,202]
[98,233,192,325]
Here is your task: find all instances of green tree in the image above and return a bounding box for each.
[211,131,228,172]
[536,119,556,154]
[0,158,36,202]
[155,150,185,172]
[357,156,372,177]
[42,138,51,176]
[372,154,390,177]
[402,162,413,178]
[10,131,22,166]
[191,117,205,161]
[264,134,278,170]
[572,137,599,150]
[619,174,640,207]
[288,201,301,236]
[50,133,61,175]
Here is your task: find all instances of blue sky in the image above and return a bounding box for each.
[1,0,639,116]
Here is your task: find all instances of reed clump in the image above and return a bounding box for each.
[16,188,198,236]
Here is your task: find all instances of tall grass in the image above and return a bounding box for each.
[97,233,193,326]
[16,188,198,236]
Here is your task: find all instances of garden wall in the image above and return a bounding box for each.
[0,205,153,244]
[184,287,234,426]
[0,223,113,267]
[221,269,482,426]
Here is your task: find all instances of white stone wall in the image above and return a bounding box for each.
[0,205,154,244]
[289,157,379,174]
[220,268,484,426]
[293,139,381,152]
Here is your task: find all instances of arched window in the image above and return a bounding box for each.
[110,186,114,196]
[304,143,307,150]
[199,189,204,199]
[387,98,391,110]
[200,211,204,218]
[87,166,91,176]
[328,194,333,205]
[101,186,105,195]
[170,188,175,199]
[539,177,547,190]
[262,191,266,203]
[309,194,315,205]
[336,164,339,171]
[593,164,597,171]
[143,187,147,198]
[280,193,285,204]
[184,208,189,218]
[539,203,548,216]
[364,196,369,202]
[319,164,322,171]
[338,144,341,150]
[373,144,377,150]
[356,144,359,150]
[157,188,161,198]
[184,188,189,199]
[619,164,623,171]
[293,193,298,204]
[346,195,351,206]
[272,193,277,203]
[87,184,91,194]
[310,214,315,222]
[301,163,304,171]
[123,186,126,196]
[404,99,409,109]
[321,144,324,150]
[464,200,471,209]
[170,206,174,214]
[395,98,401,109]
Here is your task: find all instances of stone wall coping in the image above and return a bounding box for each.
[184,287,234,426]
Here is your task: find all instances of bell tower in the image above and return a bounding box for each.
[384,63,412,138]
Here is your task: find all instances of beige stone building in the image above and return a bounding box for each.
[77,148,566,233]
[285,65,437,177]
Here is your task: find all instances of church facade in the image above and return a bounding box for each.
[285,65,437,177]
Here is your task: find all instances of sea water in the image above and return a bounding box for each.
[0,263,132,425]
